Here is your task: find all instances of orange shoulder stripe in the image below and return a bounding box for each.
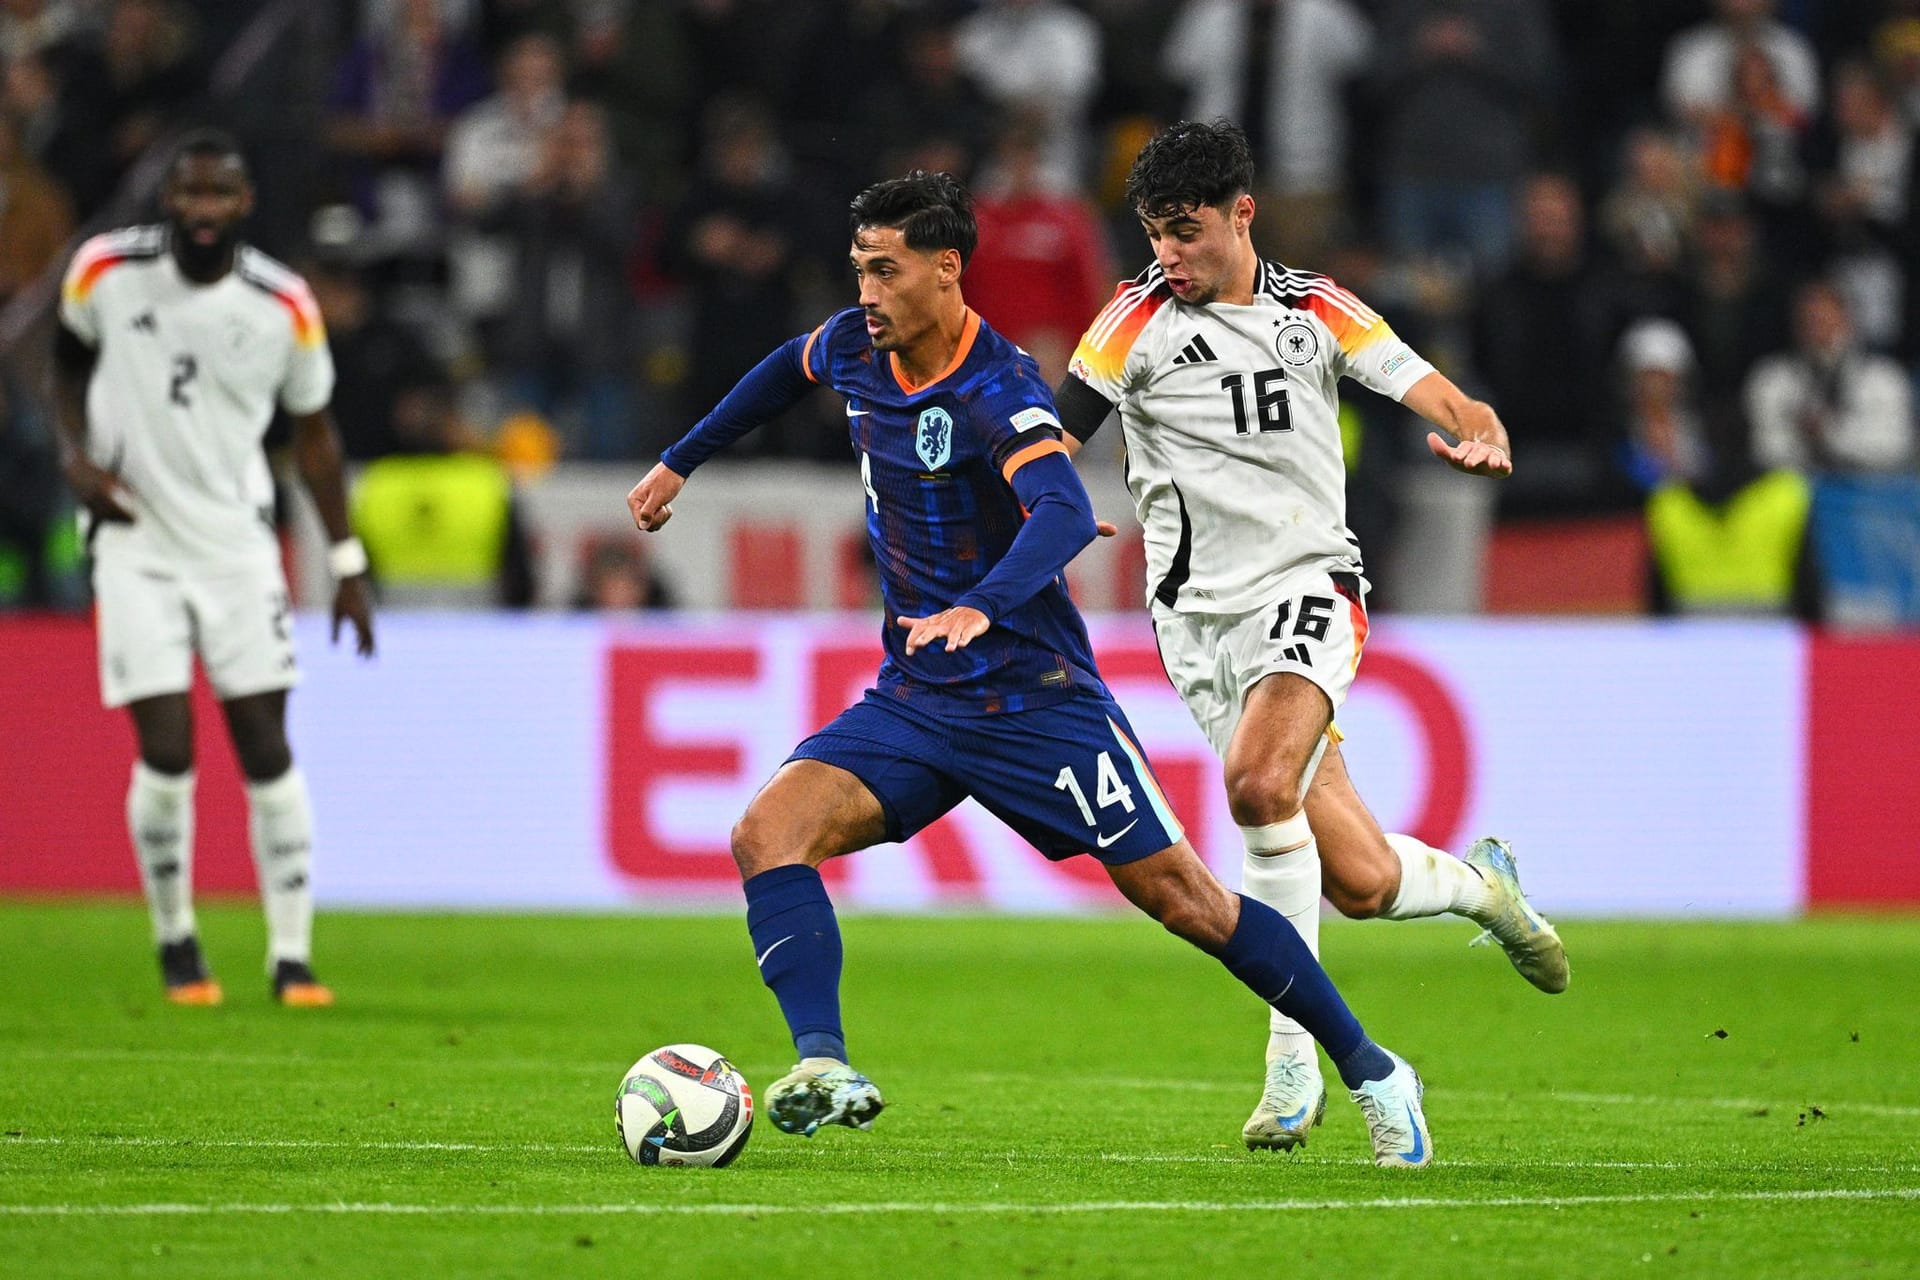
[800,323,825,382]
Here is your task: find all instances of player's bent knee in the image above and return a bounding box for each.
[1323,874,1392,920]
[1223,766,1305,829]
[235,740,293,783]
[139,744,194,776]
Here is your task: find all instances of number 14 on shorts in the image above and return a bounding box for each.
[1054,752,1136,828]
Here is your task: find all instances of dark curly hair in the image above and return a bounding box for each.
[1123,119,1254,220]
[849,170,978,266]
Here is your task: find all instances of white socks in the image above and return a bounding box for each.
[247,768,315,967]
[129,762,197,946]
[1380,832,1497,922]
[1240,813,1322,1063]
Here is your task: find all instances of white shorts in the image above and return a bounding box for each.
[93,553,300,709]
[1150,566,1369,759]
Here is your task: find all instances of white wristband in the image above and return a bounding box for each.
[328,537,369,579]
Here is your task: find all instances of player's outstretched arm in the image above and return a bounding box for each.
[1403,371,1514,478]
[290,408,375,657]
[51,323,136,524]
[633,335,823,535]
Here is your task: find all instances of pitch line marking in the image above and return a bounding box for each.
[1,1136,607,1154]
[7,1136,1912,1177]
[2,1189,1917,1218]
[958,1073,1920,1118]
[11,1053,1919,1119]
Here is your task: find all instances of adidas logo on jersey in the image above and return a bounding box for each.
[1170,335,1217,366]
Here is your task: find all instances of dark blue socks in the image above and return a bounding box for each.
[743,864,847,1063]
[1216,894,1395,1088]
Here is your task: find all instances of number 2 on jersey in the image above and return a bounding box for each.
[1054,752,1136,827]
[1221,368,1291,435]
[168,354,198,408]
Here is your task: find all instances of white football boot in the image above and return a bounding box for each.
[1242,1048,1327,1151]
[1349,1050,1432,1168]
[1464,837,1570,994]
[765,1057,886,1136]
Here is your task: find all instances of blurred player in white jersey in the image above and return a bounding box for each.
[53,131,374,1007]
[1055,120,1568,1151]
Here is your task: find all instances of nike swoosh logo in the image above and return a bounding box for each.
[1095,819,1140,849]
[846,408,869,417]
[755,936,794,967]
[1277,1103,1311,1127]
[1401,1103,1426,1163]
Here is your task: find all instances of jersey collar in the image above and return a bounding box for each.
[889,307,981,394]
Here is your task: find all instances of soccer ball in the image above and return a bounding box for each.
[615,1043,754,1167]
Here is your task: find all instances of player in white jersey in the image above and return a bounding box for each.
[1055,121,1568,1152]
[53,131,374,1007]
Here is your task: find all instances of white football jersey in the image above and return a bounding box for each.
[59,226,335,570]
[1068,261,1433,614]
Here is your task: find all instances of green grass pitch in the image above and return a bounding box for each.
[2,903,1916,1277]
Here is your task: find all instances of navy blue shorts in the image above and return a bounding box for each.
[789,688,1185,865]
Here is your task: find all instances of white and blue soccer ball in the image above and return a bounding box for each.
[616,1044,753,1167]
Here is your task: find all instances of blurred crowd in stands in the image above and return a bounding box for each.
[2,0,1919,622]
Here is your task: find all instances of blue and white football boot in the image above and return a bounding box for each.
[765,1057,886,1136]
[1242,1048,1327,1151]
[1464,837,1570,994]
[1349,1050,1432,1168]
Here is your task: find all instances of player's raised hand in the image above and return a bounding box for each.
[627,462,685,532]
[62,455,137,523]
[897,606,991,656]
[331,576,376,657]
[1427,431,1513,478]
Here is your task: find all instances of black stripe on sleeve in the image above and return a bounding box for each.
[1053,373,1117,444]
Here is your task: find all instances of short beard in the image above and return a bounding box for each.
[173,227,236,278]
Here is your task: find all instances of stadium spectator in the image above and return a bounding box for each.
[1616,318,1714,492]
[662,95,820,457]
[1694,37,1810,263]
[562,0,693,199]
[1680,193,1793,444]
[1809,60,1912,352]
[1747,278,1915,475]
[1598,127,1699,284]
[954,0,1103,189]
[1662,0,1820,127]
[1368,0,1560,275]
[306,256,444,461]
[1161,0,1374,264]
[350,379,536,608]
[676,0,806,147]
[80,0,204,179]
[443,32,567,327]
[1622,322,1815,619]
[850,10,996,191]
[964,119,1112,385]
[325,0,490,253]
[1471,173,1623,516]
[0,109,72,306]
[571,536,674,611]
[481,100,639,459]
